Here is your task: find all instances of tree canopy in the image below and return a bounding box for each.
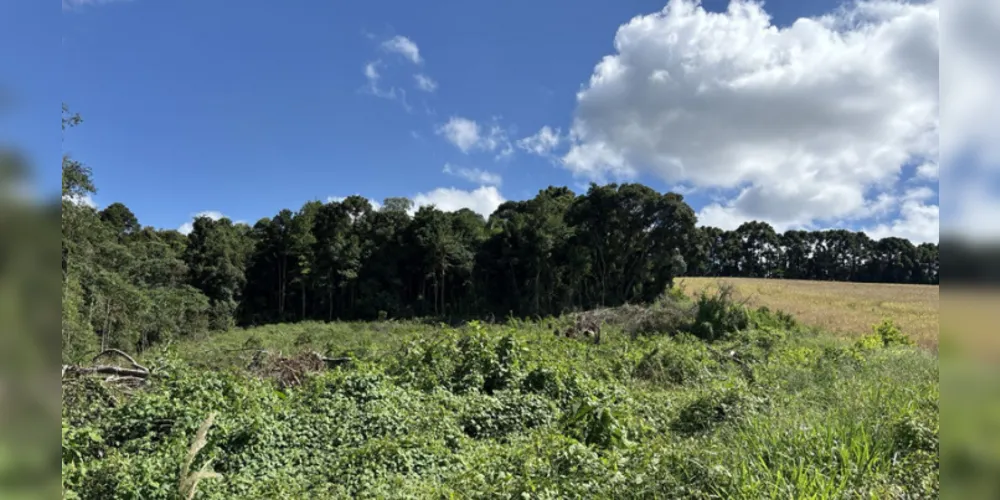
[61,106,938,360]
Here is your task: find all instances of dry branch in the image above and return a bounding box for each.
[93,348,149,373]
[63,349,150,385]
[64,365,149,379]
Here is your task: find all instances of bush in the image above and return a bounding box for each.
[688,285,751,341]
[855,318,914,349]
[559,398,633,449]
[520,366,583,405]
[293,329,314,347]
[459,391,556,440]
[625,300,695,339]
[634,340,716,386]
[451,327,522,394]
[671,385,760,436]
[62,312,936,498]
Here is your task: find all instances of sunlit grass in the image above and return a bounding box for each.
[679,277,939,350]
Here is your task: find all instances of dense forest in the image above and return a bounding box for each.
[60,107,939,360]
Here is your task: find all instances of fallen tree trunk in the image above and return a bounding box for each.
[62,349,150,383]
[63,365,150,378]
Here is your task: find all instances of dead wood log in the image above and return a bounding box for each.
[310,351,352,368]
[92,349,149,373]
[63,365,150,379]
[63,349,150,385]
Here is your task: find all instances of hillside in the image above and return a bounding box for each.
[61,289,939,499]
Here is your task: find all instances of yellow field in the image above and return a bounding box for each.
[677,277,940,349]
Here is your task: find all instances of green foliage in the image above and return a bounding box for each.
[856,318,915,349]
[689,285,751,341]
[875,318,911,345]
[671,384,757,436]
[59,105,938,498]
[634,338,716,386]
[460,390,555,440]
[63,313,937,498]
[559,397,633,449]
[61,114,937,357]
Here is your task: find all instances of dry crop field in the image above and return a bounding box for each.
[678,277,940,349]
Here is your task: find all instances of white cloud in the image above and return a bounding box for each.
[564,0,939,239]
[178,210,225,235]
[381,35,422,65]
[437,116,512,156]
[62,193,97,209]
[364,61,380,82]
[940,0,1000,241]
[411,186,505,218]
[517,126,561,156]
[437,117,482,153]
[326,196,383,212]
[915,161,938,180]
[443,163,502,186]
[362,60,410,110]
[864,199,939,244]
[414,74,437,92]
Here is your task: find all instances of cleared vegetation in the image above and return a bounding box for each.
[62,288,938,499]
[679,277,939,350]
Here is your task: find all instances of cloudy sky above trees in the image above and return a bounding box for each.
[46,0,980,244]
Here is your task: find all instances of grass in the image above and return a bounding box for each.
[61,288,938,499]
[679,277,940,350]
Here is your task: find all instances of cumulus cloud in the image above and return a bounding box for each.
[381,35,423,65]
[411,186,505,218]
[864,199,939,244]
[443,163,502,186]
[914,161,938,180]
[178,210,225,235]
[327,195,383,212]
[414,74,437,92]
[63,193,97,209]
[563,0,939,239]
[438,117,481,153]
[517,126,562,156]
[437,116,512,157]
[940,0,1000,241]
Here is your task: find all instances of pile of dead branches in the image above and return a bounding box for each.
[62,349,151,388]
[248,350,350,388]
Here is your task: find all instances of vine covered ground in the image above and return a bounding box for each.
[62,290,938,499]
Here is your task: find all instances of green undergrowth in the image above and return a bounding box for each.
[62,292,938,499]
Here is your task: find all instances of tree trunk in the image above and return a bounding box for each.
[534,265,541,316]
[328,281,334,321]
[102,301,112,351]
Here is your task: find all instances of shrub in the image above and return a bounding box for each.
[293,329,314,347]
[634,340,716,386]
[625,300,695,339]
[451,327,522,394]
[855,318,914,350]
[671,385,759,436]
[560,398,633,449]
[460,391,556,440]
[520,366,582,405]
[688,285,751,341]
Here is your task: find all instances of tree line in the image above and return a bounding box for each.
[60,107,938,359]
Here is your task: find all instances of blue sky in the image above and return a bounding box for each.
[17,0,947,241]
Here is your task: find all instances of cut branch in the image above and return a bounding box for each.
[93,348,148,373]
[63,349,150,384]
[64,365,150,379]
